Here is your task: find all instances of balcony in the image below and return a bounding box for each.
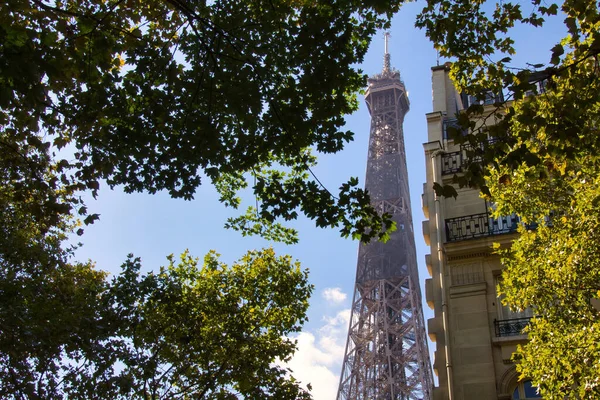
[441,151,462,175]
[445,212,519,242]
[494,317,531,337]
[440,138,501,175]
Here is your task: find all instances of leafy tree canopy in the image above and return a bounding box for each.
[0,0,408,397]
[417,0,600,396]
[2,0,403,244]
[1,246,313,399]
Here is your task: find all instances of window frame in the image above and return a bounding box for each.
[512,380,542,399]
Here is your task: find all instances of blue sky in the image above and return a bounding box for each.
[73,2,566,398]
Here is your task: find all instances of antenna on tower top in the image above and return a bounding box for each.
[384,31,390,54]
[383,31,391,72]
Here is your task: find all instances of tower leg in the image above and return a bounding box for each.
[337,276,432,400]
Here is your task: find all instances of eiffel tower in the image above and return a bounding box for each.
[337,33,433,400]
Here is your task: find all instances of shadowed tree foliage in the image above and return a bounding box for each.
[1,246,313,399]
[1,0,405,243]
[0,0,409,397]
[417,0,600,396]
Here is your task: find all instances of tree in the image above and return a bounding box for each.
[1,247,313,399]
[1,0,407,397]
[0,141,314,397]
[417,0,600,397]
[1,0,403,244]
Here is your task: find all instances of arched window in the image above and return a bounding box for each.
[512,380,542,399]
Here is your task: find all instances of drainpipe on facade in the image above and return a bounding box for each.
[431,149,454,400]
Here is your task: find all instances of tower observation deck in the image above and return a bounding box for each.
[337,34,433,400]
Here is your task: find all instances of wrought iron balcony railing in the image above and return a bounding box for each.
[441,151,462,175]
[440,138,502,175]
[445,212,519,242]
[494,317,531,337]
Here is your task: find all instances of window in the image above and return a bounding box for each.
[524,71,550,96]
[442,117,468,140]
[512,380,542,399]
[495,276,533,336]
[496,276,533,320]
[525,80,548,96]
[460,90,504,108]
[483,91,497,105]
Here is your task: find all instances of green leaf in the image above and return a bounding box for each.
[550,44,564,65]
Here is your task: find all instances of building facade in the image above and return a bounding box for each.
[337,37,433,400]
[421,64,536,400]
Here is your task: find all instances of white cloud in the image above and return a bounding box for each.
[282,309,351,400]
[322,287,347,304]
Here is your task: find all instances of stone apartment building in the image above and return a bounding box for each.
[421,63,540,400]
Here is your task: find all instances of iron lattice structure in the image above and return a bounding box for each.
[337,47,433,400]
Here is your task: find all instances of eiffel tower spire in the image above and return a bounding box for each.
[337,35,433,400]
[383,32,391,73]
